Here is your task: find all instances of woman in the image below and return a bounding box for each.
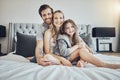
[44,10,72,66]
[56,19,120,69]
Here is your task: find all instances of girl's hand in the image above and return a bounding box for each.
[77,43,84,49]
[60,57,72,66]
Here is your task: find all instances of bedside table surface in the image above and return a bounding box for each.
[102,52,120,57]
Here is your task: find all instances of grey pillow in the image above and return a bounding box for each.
[16,32,36,57]
[80,33,95,52]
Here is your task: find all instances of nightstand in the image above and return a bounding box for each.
[0,44,2,55]
[96,38,113,52]
[0,25,6,56]
[102,52,120,57]
[0,44,7,56]
[92,27,115,52]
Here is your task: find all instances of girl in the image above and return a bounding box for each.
[57,19,120,69]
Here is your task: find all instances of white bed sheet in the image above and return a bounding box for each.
[0,53,30,63]
[0,54,120,80]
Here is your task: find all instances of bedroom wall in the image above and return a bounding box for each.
[0,0,120,53]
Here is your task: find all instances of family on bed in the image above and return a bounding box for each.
[30,4,120,69]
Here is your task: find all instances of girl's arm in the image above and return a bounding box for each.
[69,45,79,53]
[58,39,79,57]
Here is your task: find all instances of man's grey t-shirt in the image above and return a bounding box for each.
[30,23,49,63]
[36,23,49,40]
[36,23,49,55]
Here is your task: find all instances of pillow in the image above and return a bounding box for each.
[80,33,95,52]
[15,32,36,57]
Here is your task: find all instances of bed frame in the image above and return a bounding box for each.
[8,23,40,53]
[7,23,92,53]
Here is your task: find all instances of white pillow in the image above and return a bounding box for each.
[0,53,30,63]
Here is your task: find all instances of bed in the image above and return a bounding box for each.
[0,23,120,80]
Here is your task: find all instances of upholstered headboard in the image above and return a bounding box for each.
[8,23,40,53]
[8,23,93,54]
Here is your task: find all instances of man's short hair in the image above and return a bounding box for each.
[39,4,53,16]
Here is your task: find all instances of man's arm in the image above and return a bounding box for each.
[35,40,51,66]
[35,40,43,64]
[44,29,51,54]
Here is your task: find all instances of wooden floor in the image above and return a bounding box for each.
[102,52,120,57]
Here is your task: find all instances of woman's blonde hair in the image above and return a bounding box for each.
[51,10,64,42]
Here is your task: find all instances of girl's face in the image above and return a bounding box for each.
[53,12,64,28]
[65,22,75,37]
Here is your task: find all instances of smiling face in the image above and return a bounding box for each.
[64,22,75,37]
[41,8,53,25]
[53,11,64,29]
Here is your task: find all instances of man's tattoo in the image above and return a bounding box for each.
[40,48,44,56]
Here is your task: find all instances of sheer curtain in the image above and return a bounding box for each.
[117,21,120,52]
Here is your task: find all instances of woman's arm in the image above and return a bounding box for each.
[44,29,51,54]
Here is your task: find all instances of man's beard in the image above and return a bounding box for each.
[45,18,52,25]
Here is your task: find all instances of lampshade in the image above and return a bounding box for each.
[0,25,6,37]
[92,27,115,37]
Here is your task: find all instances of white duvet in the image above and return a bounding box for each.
[0,53,120,80]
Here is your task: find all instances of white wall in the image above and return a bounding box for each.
[0,0,120,53]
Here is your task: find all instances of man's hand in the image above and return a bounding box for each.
[44,54,61,65]
[37,56,51,66]
[37,55,61,66]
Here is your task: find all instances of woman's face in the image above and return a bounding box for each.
[65,22,75,37]
[53,12,64,28]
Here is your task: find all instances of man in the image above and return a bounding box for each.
[31,4,53,66]
[31,4,72,66]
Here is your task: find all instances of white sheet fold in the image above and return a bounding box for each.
[0,54,120,80]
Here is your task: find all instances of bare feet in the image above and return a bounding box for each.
[77,60,86,68]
